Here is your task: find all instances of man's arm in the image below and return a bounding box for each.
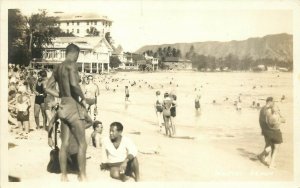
[84,110,93,129]
[48,113,58,148]
[96,84,100,97]
[45,75,59,98]
[69,64,85,101]
[120,137,138,171]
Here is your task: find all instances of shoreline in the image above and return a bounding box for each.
[7,71,293,182]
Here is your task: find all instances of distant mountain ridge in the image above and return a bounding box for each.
[135,33,292,62]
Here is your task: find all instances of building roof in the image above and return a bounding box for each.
[44,37,113,51]
[51,12,112,22]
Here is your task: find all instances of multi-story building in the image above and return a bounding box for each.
[144,53,159,71]
[32,37,113,73]
[53,12,112,37]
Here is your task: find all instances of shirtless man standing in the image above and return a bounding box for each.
[46,44,89,181]
[83,75,99,119]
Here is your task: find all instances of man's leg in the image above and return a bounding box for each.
[110,166,121,180]
[156,112,162,131]
[34,104,41,129]
[24,121,30,134]
[171,117,176,136]
[163,116,168,136]
[128,158,140,182]
[259,135,270,156]
[59,121,71,181]
[165,117,172,137]
[41,103,47,130]
[17,121,22,134]
[90,104,95,120]
[68,119,87,181]
[269,144,280,168]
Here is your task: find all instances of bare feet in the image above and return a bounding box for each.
[268,164,276,169]
[61,175,69,182]
[134,174,140,182]
[257,154,269,166]
[121,175,130,182]
[77,174,87,182]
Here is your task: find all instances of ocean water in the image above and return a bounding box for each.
[96,71,293,139]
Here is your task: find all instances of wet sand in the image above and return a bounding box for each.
[8,71,293,182]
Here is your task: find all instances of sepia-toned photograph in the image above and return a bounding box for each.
[1,0,299,187]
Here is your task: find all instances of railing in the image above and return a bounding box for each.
[43,50,109,64]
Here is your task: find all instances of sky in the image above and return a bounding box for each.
[13,0,293,52]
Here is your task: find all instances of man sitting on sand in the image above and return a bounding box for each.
[100,122,140,182]
[90,121,103,148]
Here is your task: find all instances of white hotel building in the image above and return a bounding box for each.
[54,12,113,37]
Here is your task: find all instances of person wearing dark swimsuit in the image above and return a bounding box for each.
[34,70,47,130]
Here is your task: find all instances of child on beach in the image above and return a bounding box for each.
[15,89,31,135]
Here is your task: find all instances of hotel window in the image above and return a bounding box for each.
[67,22,69,26]
[87,21,89,25]
[95,21,97,25]
[77,22,79,25]
[72,29,74,33]
[77,29,79,34]
[86,29,89,33]
[72,21,74,25]
[67,29,69,33]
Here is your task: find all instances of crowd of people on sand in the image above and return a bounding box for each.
[8,44,140,182]
[7,43,288,182]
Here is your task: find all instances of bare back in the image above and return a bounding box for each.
[54,61,82,102]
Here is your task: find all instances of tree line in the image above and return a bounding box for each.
[8,9,73,66]
[186,45,292,71]
[143,46,182,61]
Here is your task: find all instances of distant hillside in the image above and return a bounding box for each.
[136,33,292,62]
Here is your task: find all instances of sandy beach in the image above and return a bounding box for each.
[7,71,293,183]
